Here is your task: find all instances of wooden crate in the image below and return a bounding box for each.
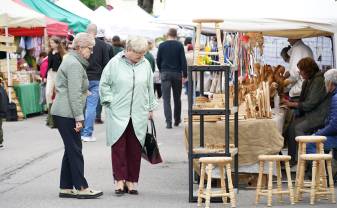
[0,36,14,44]
[0,44,17,52]
[0,59,17,73]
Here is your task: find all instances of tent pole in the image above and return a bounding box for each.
[5,26,12,103]
[44,28,48,52]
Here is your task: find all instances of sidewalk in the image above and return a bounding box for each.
[0,96,336,208]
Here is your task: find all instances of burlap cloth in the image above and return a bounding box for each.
[184,117,284,166]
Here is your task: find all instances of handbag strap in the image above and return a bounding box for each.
[147,119,157,138]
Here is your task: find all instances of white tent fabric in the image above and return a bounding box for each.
[157,0,337,36]
[90,3,168,39]
[0,0,46,27]
[156,0,337,66]
[53,0,94,20]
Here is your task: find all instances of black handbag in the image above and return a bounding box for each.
[142,119,163,164]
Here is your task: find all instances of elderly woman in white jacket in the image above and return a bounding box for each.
[99,36,157,195]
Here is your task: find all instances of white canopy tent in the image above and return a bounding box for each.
[90,2,168,39]
[157,0,337,66]
[0,0,46,102]
[53,0,94,20]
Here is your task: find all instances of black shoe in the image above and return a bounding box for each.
[128,190,138,195]
[166,123,172,129]
[114,189,124,196]
[174,120,181,127]
[95,118,104,124]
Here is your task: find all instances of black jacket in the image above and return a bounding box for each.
[86,38,110,81]
[156,40,187,78]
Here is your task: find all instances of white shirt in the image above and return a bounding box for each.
[287,40,314,97]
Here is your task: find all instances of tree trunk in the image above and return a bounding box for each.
[138,0,154,14]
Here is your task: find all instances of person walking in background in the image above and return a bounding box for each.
[81,24,109,142]
[0,78,8,149]
[51,33,103,199]
[46,36,65,128]
[99,36,157,195]
[157,28,187,129]
[112,35,124,56]
[144,40,156,73]
[95,28,113,124]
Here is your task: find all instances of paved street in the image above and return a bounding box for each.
[0,97,336,208]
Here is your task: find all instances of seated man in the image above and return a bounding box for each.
[307,69,337,153]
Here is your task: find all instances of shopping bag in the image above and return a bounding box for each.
[141,119,163,164]
[39,82,46,105]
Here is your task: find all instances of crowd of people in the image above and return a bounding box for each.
[1,23,336,199]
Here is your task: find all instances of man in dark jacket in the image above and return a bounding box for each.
[307,69,337,153]
[81,24,109,142]
[157,28,187,129]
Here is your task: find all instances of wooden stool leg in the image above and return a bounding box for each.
[295,142,303,197]
[326,160,336,203]
[295,159,305,202]
[276,161,283,202]
[320,160,328,200]
[197,163,206,206]
[310,161,318,205]
[267,161,274,207]
[255,160,264,204]
[226,163,236,208]
[219,164,227,204]
[205,164,213,208]
[315,161,322,201]
[285,161,295,204]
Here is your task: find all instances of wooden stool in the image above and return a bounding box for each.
[256,155,294,207]
[197,157,236,208]
[296,154,336,205]
[192,18,224,65]
[295,136,327,202]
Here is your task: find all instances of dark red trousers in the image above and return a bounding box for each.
[111,120,142,182]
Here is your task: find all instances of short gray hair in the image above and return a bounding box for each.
[73,32,95,49]
[125,36,148,53]
[324,69,337,85]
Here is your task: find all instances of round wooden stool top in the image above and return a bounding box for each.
[300,154,332,161]
[295,136,326,143]
[199,156,232,164]
[192,18,224,24]
[258,155,291,161]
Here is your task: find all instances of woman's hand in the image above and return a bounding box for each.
[74,121,83,132]
[148,111,153,120]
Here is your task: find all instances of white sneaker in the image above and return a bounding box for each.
[81,136,97,142]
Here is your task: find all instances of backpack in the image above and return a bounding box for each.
[0,85,9,118]
[6,102,17,121]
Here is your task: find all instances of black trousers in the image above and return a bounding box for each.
[160,72,182,124]
[286,116,317,163]
[53,115,88,190]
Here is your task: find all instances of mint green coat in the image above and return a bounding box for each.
[99,52,158,147]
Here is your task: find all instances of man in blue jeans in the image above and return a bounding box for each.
[81,24,109,142]
[306,69,337,154]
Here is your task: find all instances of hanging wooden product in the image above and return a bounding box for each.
[265,82,271,118]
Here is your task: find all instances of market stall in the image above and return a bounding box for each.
[0,0,46,120]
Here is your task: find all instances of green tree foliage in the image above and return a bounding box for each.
[80,0,106,10]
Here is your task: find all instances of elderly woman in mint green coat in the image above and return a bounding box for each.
[99,36,157,195]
